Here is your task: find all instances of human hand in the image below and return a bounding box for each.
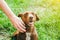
[10,16,26,33]
[0,0,26,33]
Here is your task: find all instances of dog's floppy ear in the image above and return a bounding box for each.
[35,14,39,21]
[18,14,23,17]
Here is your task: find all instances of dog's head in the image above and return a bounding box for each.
[18,11,39,26]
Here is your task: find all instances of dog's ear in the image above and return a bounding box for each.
[35,14,39,21]
[18,14,23,17]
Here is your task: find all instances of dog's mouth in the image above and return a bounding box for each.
[28,20,34,26]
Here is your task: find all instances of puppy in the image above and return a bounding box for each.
[12,11,39,40]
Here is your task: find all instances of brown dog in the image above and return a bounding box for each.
[12,11,39,40]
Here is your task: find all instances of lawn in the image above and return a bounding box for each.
[0,0,60,40]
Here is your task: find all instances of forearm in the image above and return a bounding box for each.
[0,0,16,20]
[0,0,26,32]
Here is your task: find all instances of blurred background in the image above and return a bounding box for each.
[0,0,60,40]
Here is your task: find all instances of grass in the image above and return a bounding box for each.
[0,0,60,40]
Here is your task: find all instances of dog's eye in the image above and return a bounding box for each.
[24,12,28,17]
[25,12,28,14]
[31,12,34,15]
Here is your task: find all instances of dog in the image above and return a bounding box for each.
[12,11,39,40]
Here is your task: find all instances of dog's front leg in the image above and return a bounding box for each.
[32,32,38,40]
[32,28,38,40]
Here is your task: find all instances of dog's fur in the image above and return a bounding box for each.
[12,11,39,40]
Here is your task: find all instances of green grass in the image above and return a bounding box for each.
[0,0,60,40]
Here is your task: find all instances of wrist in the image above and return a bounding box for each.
[8,14,16,20]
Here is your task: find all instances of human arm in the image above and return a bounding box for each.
[0,0,26,32]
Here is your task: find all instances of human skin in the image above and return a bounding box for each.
[0,0,26,33]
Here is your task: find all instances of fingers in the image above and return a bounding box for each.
[18,19,26,29]
[19,22,26,29]
[11,17,26,33]
[17,17,25,26]
[13,21,26,33]
[17,17,26,29]
[20,19,25,26]
[17,19,26,32]
[14,24,24,33]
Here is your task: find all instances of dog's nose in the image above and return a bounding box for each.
[29,17,33,19]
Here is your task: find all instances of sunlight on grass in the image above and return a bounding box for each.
[0,0,60,40]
